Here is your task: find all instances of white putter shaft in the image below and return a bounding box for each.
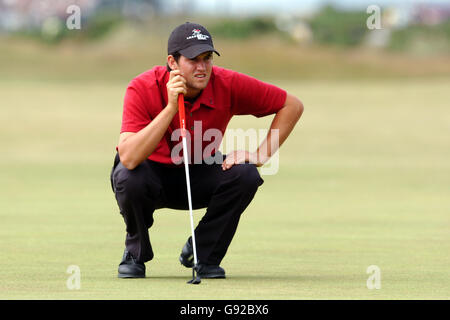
[178,93,201,284]
[181,137,198,268]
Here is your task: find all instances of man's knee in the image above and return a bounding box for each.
[231,164,264,192]
[113,162,149,199]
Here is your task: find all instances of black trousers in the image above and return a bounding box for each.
[110,152,264,265]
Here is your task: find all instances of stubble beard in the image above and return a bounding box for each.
[187,75,210,92]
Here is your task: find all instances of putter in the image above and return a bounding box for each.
[178,93,201,285]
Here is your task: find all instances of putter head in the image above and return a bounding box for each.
[187,276,201,284]
[187,264,201,284]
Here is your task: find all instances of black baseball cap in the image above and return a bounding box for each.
[168,22,220,59]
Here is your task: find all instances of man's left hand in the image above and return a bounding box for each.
[222,150,264,170]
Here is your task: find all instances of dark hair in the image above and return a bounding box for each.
[166,52,181,72]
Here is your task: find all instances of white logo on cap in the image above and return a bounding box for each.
[187,29,209,40]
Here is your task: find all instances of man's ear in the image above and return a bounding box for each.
[167,55,178,70]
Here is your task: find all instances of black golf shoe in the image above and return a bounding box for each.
[118,249,145,278]
[179,237,194,268]
[179,238,226,279]
[196,264,226,279]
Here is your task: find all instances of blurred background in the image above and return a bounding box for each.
[1,0,449,299]
[1,0,449,82]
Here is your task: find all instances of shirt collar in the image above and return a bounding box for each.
[192,72,215,112]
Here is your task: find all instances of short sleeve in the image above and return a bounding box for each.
[230,72,287,117]
[120,81,152,133]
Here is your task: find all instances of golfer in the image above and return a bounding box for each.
[110,22,303,279]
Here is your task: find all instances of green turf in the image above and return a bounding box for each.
[0,77,449,299]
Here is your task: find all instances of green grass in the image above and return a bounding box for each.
[0,77,449,299]
[2,26,450,84]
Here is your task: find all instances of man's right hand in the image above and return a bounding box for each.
[118,70,187,170]
[167,70,187,110]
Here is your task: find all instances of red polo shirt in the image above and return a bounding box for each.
[120,65,287,165]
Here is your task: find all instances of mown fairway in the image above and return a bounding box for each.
[0,75,449,299]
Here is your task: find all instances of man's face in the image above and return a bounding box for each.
[176,51,213,92]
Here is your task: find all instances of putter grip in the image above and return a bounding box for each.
[178,94,186,137]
